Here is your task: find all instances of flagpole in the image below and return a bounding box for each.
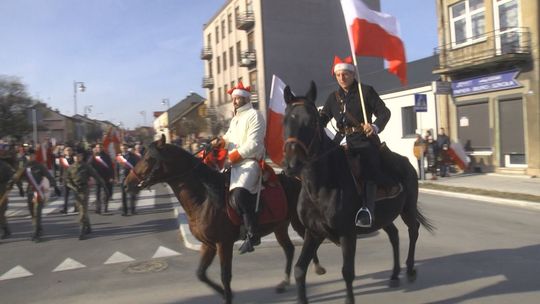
[350,54,369,126]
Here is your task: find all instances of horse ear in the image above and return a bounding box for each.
[306,81,317,103]
[283,86,295,104]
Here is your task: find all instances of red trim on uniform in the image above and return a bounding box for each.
[228,150,242,164]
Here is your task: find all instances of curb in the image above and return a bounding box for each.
[419,188,540,211]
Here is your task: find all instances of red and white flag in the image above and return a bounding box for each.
[264,75,288,167]
[340,0,407,85]
[103,126,121,170]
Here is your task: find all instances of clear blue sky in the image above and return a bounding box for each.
[0,0,437,129]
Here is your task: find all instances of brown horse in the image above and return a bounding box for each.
[282,82,435,304]
[124,135,326,304]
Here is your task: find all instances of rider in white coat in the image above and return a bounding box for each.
[214,81,266,254]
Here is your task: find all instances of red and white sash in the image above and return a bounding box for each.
[26,168,48,202]
[94,155,109,169]
[59,157,70,169]
[116,155,134,170]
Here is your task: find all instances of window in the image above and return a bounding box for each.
[208,60,213,77]
[217,56,221,74]
[236,41,242,63]
[223,84,228,103]
[495,0,520,53]
[457,101,490,151]
[246,0,253,12]
[450,0,485,46]
[209,90,214,106]
[223,51,227,71]
[247,32,255,51]
[231,81,235,90]
[229,47,234,67]
[221,20,226,39]
[215,26,219,43]
[227,14,233,33]
[218,87,222,104]
[207,33,211,47]
[401,106,417,137]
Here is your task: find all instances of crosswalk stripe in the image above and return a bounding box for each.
[52,258,86,272]
[104,251,135,264]
[152,246,181,258]
[0,265,33,281]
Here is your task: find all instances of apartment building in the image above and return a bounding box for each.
[434,0,539,176]
[201,0,383,125]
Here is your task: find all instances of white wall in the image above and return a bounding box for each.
[378,85,438,174]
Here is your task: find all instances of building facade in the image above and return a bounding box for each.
[201,0,383,125]
[434,0,539,176]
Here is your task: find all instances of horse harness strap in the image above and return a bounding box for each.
[334,91,366,136]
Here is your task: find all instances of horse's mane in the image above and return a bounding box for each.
[148,142,226,208]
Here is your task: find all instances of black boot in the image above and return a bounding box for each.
[79,224,87,240]
[355,181,376,228]
[239,213,260,254]
[1,226,11,239]
[85,223,92,234]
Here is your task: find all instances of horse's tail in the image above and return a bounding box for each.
[416,207,436,234]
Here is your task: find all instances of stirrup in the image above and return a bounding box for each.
[355,207,372,228]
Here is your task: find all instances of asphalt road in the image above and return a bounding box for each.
[1,190,539,304]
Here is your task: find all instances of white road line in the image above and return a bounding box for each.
[152,246,181,258]
[0,265,33,281]
[104,251,135,264]
[52,258,86,272]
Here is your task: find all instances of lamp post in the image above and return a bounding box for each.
[161,98,170,141]
[73,81,86,115]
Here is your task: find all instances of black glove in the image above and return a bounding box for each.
[54,186,62,197]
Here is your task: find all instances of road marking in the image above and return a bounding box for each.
[152,246,181,258]
[52,258,86,272]
[0,265,33,281]
[104,251,135,264]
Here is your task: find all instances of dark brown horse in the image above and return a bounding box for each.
[282,82,435,304]
[124,135,326,304]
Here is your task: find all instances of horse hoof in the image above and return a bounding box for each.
[314,266,327,275]
[275,281,288,293]
[407,269,417,282]
[389,278,400,288]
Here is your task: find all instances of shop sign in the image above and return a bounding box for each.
[452,70,521,97]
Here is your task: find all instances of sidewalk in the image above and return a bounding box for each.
[419,172,540,207]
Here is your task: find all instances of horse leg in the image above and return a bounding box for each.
[196,243,225,299]
[274,224,295,293]
[294,232,323,304]
[340,233,357,304]
[217,241,234,304]
[290,214,326,275]
[382,223,401,287]
[401,212,420,282]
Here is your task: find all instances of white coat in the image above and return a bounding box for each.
[223,103,266,194]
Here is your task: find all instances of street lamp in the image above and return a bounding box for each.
[73,81,86,115]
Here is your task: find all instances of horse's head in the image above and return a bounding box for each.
[125,134,196,189]
[282,81,320,176]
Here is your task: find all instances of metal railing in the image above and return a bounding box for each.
[202,77,214,89]
[200,47,212,60]
[236,11,254,30]
[239,50,256,67]
[434,27,531,72]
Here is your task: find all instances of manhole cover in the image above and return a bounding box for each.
[124,260,168,274]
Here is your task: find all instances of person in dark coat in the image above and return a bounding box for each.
[90,143,114,214]
[319,55,395,228]
[58,146,77,214]
[117,144,141,216]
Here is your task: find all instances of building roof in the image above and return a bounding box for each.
[360,55,440,94]
[168,92,206,125]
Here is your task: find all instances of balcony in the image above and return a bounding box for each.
[239,50,256,68]
[202,76,214,89]
[434,27,531,75]
[236,11,254,31]
[200,47,213,60]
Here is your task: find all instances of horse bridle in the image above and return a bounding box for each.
[136,148,205,189]
[284,100,322,160]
